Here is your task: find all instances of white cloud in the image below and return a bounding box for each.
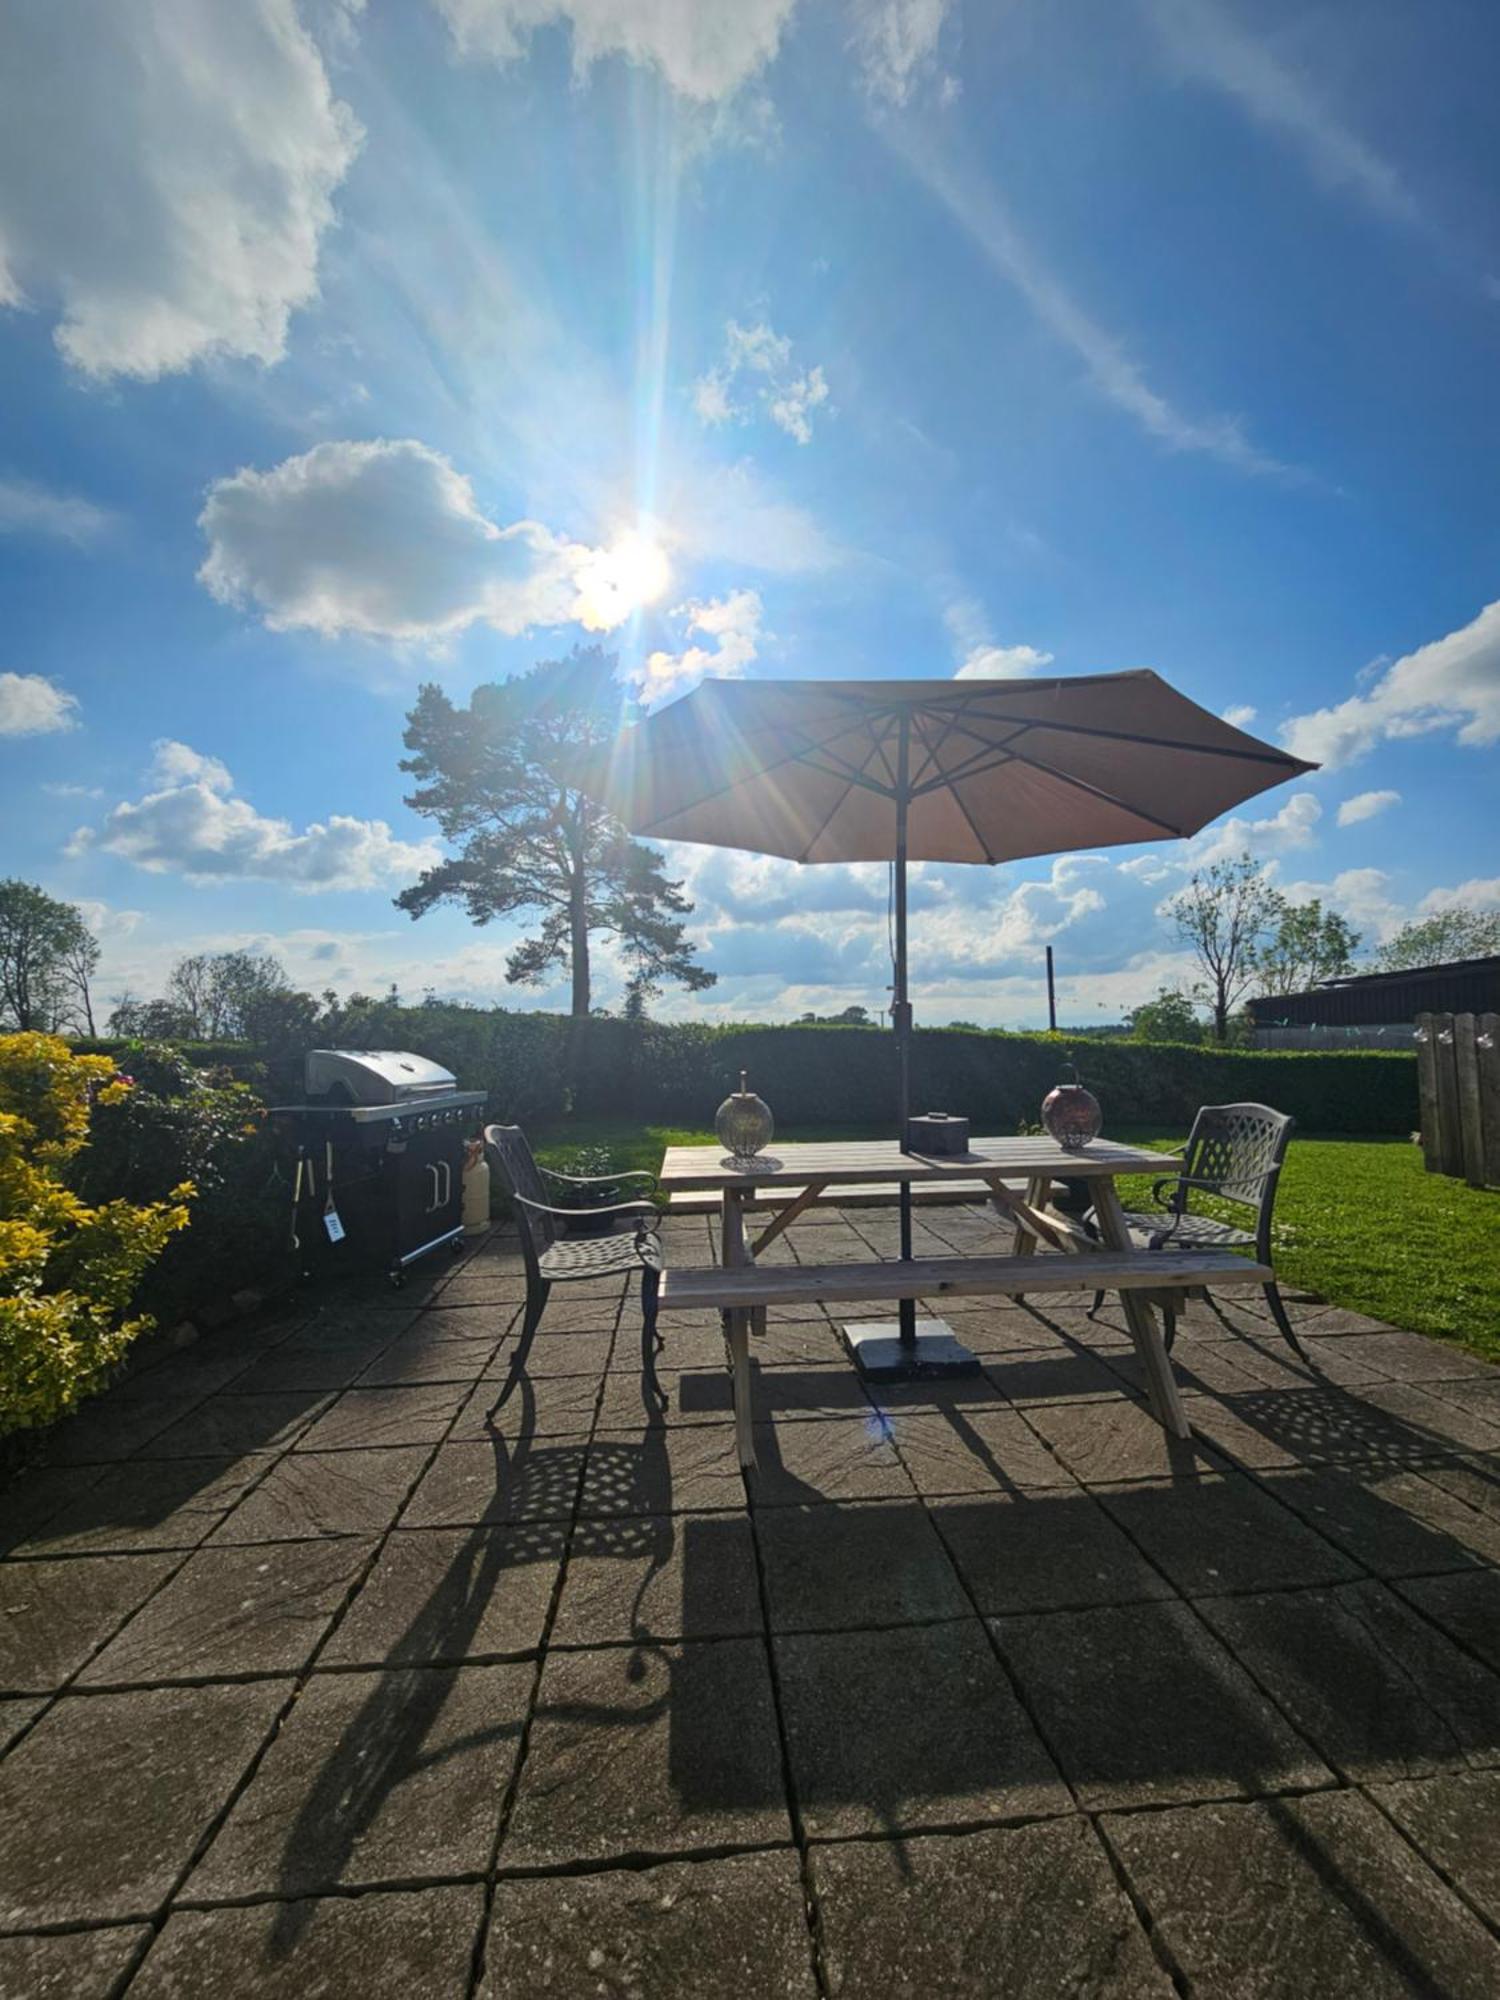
[1147,0,1416,219]
[849,0,954,107]
[1417,877,1500,919]
[1337,788,1400,828]
[199,438,639,645]
[1189,789,1322,866]
[693,319,831,445]
[0,476,114,544]
[1221,703,1257,728]
[637,589,763,705]
[0,673,79,737]
[667,460,840,574]
[955,643,1055,680]
[886,128,1295,478]
[1281,598,1500,768]
[943,598,1053,680]
[43,783,105,800]
[150,740,235,795]
[433,0,797,102]
[0,0,360,381]
[73,745,439,891]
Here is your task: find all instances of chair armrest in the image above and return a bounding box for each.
[1152,1172,1269,1209]
[542,1166,659,1190]
[513,1193,661,1223]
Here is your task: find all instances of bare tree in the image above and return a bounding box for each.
[1166,853,1284,1043]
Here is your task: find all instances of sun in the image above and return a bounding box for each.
[576,531,671,630]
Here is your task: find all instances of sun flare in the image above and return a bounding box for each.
[575,531,671,630]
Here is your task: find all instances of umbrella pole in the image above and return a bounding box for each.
[843,710,977,1381]
[894,729,916,1351]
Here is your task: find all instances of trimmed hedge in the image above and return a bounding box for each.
[93,1004,1415,1137]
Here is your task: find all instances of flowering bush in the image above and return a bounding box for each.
[0,1034,190,1435]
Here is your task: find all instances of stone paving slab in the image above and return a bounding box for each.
[0,1925,151,1999]
[885,1405,1079,1494]
[997,1598,1333,1809]
[1373,1769,1500,1929]
[930,1488,1175,1615]
[0,1695,44,1753]
[208,1446,428,1543]
[0,1680,288,1926]
[1096,1470,1361,1595]
[1261,1462,1500,1576]
[755,1497,969,1631]
[292,1384,464,1451]
[13,1456,263,1556]
[750,1415,916,1506]
[78,1537,376,1685]
[1195,1581,1500,1782]
[1107,1789,1500,1998]
[0,1551,176,1691]
[454,1371,603,1439]
[775,1620,1070,1837]
[579,1426,745,1516]
[188,1662,534,1900]
[1396,1568,1500,1673]
[503,1637,791,1866]
[321,1525,563,1667]
[399,1438,589,1529]
[551,1509,762,1645]
[145,1390,334,1458]
[1021,1397,1221,1484]
[131,1886,484,1998]
[480,1851,818,1998]
[810,1818,1175,1998]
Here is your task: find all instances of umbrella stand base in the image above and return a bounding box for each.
[842,1318,981,1381]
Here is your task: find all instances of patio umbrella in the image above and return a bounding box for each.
[582,671,1316,1368]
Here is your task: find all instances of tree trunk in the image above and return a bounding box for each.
[569,871,591,1019]
[1212,984,1229,1043]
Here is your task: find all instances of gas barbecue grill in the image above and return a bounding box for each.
[272,1050,488,1286]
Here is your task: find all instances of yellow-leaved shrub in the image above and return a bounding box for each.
[0,1034,191,1436]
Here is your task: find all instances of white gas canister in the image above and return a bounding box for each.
[461,1139,491,1235]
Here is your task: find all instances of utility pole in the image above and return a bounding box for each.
[1045,945,1057,1031]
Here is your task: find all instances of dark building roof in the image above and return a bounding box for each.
[1247,956,1500,1028]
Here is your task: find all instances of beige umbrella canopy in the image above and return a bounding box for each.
[587,670,1315,865]
[581,670,1315,1368]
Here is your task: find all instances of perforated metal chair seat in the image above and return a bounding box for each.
[539,1227,661,1281]
[1116,1210,1255,1251]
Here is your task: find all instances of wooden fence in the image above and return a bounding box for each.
[1415,1012,1500,1188]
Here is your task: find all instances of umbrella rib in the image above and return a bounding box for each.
[993,742,1194,837]
[935,707,1307,767]
[908,710,1001,862]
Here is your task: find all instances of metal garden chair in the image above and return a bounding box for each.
[483,1124,663,1412]
[1089,1101,1304,1359]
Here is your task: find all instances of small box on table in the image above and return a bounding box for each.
[905,1112,970,1156]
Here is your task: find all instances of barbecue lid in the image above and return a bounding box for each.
[304,1049,458,1104]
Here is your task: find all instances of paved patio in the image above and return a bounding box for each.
[2,1202,1500,1997]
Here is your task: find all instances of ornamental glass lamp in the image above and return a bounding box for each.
[716,1070,774,1161]
[1040,1063,1102,1152]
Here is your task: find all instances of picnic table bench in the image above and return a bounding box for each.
[659,1245,1269,1468]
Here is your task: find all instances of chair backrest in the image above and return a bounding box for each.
[1182,1102,1294,1213]
[484,1124,557,1255]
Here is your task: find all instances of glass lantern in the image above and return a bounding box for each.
[1041,1068,1103,1152]
[716,1070,774,1161]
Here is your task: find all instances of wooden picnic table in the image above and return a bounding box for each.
[657,1136,1194,1462]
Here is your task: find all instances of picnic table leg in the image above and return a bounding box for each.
[1090,1177,1191,1440]
[720,1188,757,1471]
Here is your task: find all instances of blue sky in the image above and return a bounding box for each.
[1,0,1497,1028]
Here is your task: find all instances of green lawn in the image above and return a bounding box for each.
[534,1117,1500,1361]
